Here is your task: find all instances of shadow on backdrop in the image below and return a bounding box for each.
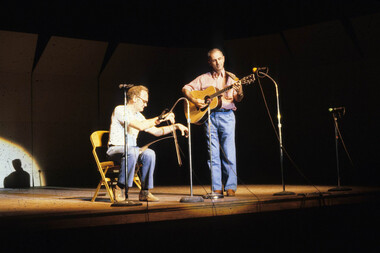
[3,159,30,188]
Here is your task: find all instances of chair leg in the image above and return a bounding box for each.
[134,176,142,190]
[104,181,115,203]
[100,168,116,203]
[93,171,115,203]
[134,164,142,190]
[91,181,102,202]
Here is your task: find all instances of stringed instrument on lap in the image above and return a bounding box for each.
[185,74,255,125]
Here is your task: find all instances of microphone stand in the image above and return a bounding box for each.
[328,111,351,192]
[112,85,142,207]
[180,97,204,203]
[203,106,223,199]
[256,70,295,196]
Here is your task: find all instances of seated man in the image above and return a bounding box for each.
[107,85,188,202]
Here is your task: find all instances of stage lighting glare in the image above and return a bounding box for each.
[0,137,43,188]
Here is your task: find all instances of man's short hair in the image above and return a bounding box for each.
[127,85,149,101]
[207,48,224,59]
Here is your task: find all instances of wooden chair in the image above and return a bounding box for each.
[90,130,141,203]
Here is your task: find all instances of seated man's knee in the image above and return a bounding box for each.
[142,148,156,160]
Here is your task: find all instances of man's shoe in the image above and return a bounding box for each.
[214,190,223,195]
[139,190,159,202]
[226,189,235,197]
[113,185,125,202]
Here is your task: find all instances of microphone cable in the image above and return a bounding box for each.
[255,74,324,195]
[163,98,212,195]
[217,144,262,203]
[332,116,355,169]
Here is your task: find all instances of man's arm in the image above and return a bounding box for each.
[225,71,244,102]
[182,87,208,109]
[129,112,175,132]
[233,83,244,102]
[128,117,160,132]
[145,123,188,137]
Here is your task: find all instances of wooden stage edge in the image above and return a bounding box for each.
[0,184,379,231]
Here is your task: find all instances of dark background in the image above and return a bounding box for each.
[0,0,379,188]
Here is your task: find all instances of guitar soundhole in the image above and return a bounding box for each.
[200,105,209,112]
[198,96,211,112]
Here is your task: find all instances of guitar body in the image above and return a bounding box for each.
[184,73,255,125]
[185,86,221,125]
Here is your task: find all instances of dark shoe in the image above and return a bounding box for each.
[214,190,223,195]
[113,185,125,202]
[226,189,235,197]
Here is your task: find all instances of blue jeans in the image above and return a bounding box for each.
[204,110,237,191]
[106,146,156,190]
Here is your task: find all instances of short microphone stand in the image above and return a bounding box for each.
[328,111,351,192]
[256,70,295,196]
[203,106,223,199]
[112,85,142,207]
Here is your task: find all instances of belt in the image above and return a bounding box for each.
[214,109,231,112]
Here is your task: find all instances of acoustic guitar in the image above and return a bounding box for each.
[185,74,255,125]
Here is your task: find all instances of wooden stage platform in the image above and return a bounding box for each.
[0,184,379,252]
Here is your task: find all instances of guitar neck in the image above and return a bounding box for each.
[208,74,254,99]
[209,83,236,99]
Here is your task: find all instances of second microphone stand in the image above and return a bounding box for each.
[328,110,351,192]
[256,70,295,196]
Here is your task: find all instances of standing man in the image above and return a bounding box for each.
[107,85,188,202]
[182,48,244,196]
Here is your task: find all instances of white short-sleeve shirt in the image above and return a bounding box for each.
[108,105,146,147]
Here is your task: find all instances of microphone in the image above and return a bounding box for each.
[252,67,268,73]
[119,84,134,89]
[328,107,345,112]
[158,108,169,120]
[329,107,346,116]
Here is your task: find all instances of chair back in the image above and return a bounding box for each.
[90,130,109,149]
[90,130,118,203]
[90,130,110,166]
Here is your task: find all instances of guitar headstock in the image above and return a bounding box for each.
[240,74,256,85]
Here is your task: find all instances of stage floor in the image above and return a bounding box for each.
[1,184,379,252]
[0,184,379,231]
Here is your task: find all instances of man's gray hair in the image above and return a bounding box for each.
[127,85,149,101]
[207,48,224,59]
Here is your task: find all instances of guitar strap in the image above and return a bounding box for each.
[225,71,239,81]
[224,71,239,97]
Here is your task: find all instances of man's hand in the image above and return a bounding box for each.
[233,82,244,102]
[183,88,209,109]
[161,112,175,124]
[233,82,243,93]
[193,98,209,109]
[176,124,189,137]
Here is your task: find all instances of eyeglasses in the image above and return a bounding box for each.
[136,95,148,104]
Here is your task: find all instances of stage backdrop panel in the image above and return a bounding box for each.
[32,36,107,187]
[282,20,361,67]
[278,20,380,184]
[224,33,292,77]
[351,12,380,59]
[0,30,39,188]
